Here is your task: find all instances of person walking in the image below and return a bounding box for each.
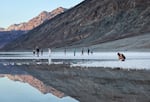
[74,49,76,56]
[81,48,84,55]
[36,46,40,57]
[90,48,93,54]
[48,48,52,64]
[88,48,90,55]
[64,48,66,55]
[33,49,36,56]
[41,48,43,56]
[48,48,51,57]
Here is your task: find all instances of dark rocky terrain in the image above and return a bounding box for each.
[3,0,150,50]
[0,31,25,48]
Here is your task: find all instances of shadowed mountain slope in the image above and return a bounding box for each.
[3,0,150,50]
[0,7,66,49]
[0,31,25,48]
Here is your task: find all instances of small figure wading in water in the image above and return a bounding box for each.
[81,48,84,55]
[48,48,51,57]
[36,46,40,57]
[64,48,66,55]
[33,49,36,56]
[117,52,126,61]
[41,49,43,56]
[74,49,76,56]
[87,48,90,55]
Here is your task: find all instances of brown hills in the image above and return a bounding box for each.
[3,0,150,50]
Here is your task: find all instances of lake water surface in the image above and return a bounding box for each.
[0,76,78,102]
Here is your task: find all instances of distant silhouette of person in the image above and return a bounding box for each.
[36,46,40,57]
[33,49,36,56]
[91,49,93,54]
[74,49,76,56]
[48,48,51,57]
[64,48,66,55]
[117,52,126,61]
[41,49,43,56]
[88,48,90,55]
[81,48,84,55]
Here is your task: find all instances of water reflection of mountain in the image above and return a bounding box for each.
[0,64,65,98]
[0,74,64,98]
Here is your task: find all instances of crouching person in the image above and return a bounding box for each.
[117,52,126,61]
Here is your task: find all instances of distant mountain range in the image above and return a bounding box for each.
[0,7,66,48]
[0,7,66,31]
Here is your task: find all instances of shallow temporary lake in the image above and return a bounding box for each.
[0,76,78,102]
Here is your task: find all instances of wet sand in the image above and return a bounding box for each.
[20,64,150,102]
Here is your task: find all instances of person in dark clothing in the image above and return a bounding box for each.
[36,46,40,57]
[33,49,36,56]
[74,49,76,56]
[41,49,43,56]
[64,48,66,55]
[91,49,93,54]
[81,48,84,55]
[88,48,90,55]
[117,52,126,61]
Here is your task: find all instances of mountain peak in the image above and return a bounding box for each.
[39,11,49,16]
[54,7,66,11]
[6,7,66,31]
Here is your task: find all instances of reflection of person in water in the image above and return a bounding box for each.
[117,52,126,61]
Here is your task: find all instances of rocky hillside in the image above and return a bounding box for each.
[0,7,66,49]
[6,7,66,31]
[3,0,150,50]
[0,31,25,48]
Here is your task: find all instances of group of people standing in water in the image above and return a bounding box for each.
[33,46,126,61]
[33,46,43,57]
[73,48,93,56]
[33,47,52,57]
[64,47,94,56]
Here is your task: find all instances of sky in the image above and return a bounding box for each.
[0,0,84,28]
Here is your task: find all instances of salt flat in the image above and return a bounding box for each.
[0,51,150,69]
